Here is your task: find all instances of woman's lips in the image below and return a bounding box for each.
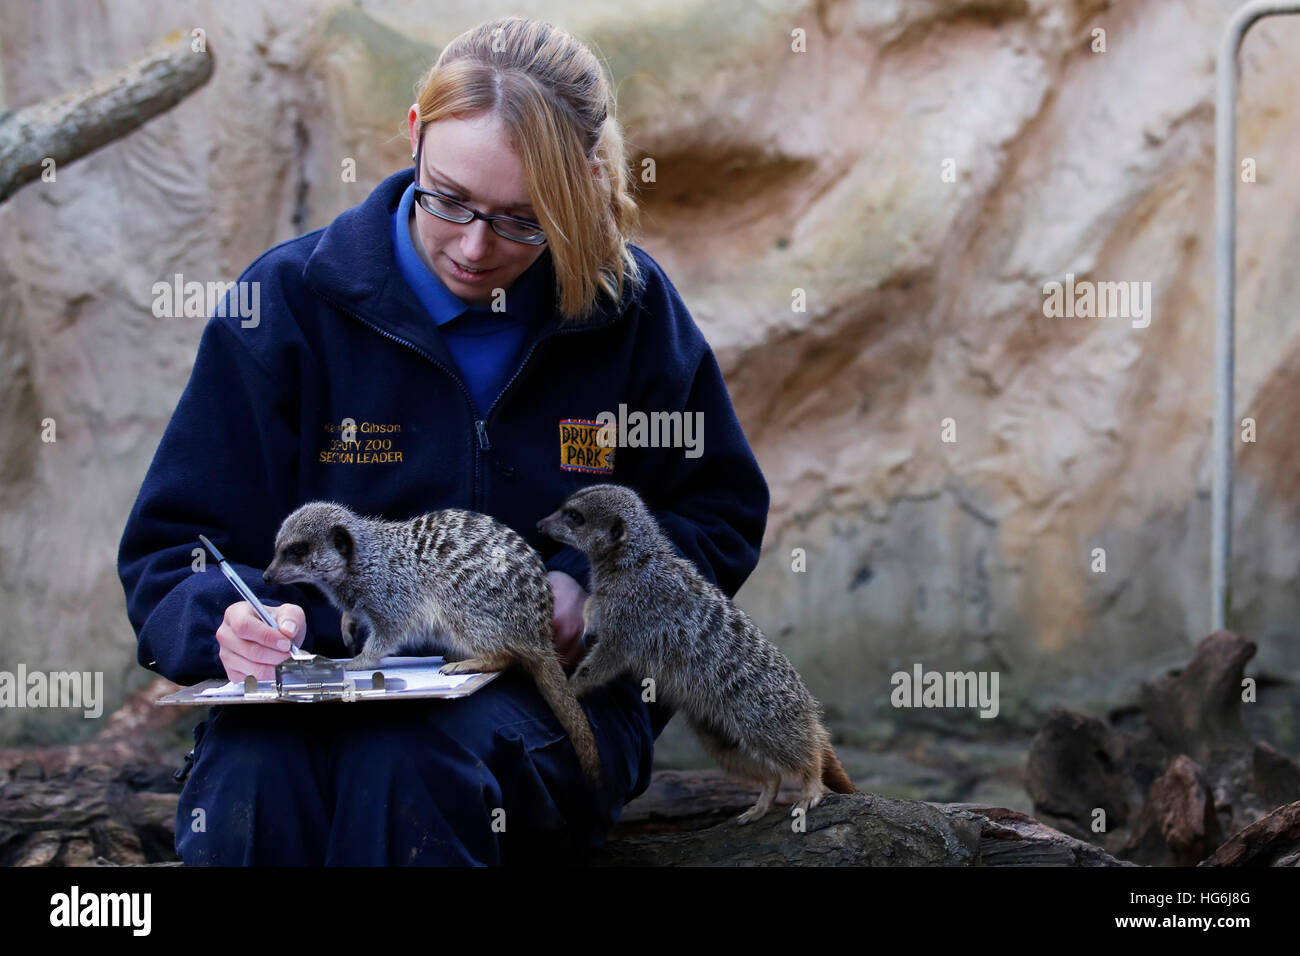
[446,254,495,281]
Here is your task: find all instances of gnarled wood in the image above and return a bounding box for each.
[0,32,213,203]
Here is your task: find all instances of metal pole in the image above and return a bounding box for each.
[1212,1,1300,633]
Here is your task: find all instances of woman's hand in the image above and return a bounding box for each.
[215,601,306,683]
[546,571,588,672]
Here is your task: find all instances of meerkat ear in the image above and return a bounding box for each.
[608,516,626,544]
[330,524,354,564]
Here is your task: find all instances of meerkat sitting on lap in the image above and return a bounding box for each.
[264,501,601,787]
[537,484,856,823]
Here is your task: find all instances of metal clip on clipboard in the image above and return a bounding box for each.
[240,665,387,702]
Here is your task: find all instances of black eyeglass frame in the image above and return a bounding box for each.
[412,133,547,245]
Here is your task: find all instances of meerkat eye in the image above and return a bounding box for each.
[563,509,584,527]
[287,541,309,560]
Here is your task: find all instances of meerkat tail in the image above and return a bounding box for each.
[821,743,856,794]
[523,655,603,787]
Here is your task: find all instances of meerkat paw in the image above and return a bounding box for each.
[793,780,829,816]
[736,777,781,824]
[440,655,512,675]
[794,792,826,814]
[439,659,480,675]
[343,654,381,672]
[340,614,360,653]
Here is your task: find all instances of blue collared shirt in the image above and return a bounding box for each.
[391,182,550,415]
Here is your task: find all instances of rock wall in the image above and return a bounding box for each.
[2,0,1298,748]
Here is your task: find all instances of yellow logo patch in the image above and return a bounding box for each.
[559,419,615,474]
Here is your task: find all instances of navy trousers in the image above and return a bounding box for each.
[174,670,656,865]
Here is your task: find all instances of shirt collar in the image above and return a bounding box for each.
[392,182,549,327]
[303,170,643,368]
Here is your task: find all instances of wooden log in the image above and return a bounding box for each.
[0,677,193,866]
[1138,630,1255,761]
[0,31,214,203]
[590,769,1132,866]
[1026,631,1300,865]
[1200,801,1300,867]
[1121,755,1224,866]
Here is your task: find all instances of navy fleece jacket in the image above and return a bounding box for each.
[117,168,770,735]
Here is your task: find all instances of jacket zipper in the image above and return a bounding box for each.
[480,316,623,472]
[483,307,616,425]
[319,298,489,507]
[324,294,616,510]
[483,334,549,426]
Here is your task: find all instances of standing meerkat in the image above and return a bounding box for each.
[263,501,601,786]
[538,484,856,823]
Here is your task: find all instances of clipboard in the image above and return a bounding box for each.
[155,656,500,705]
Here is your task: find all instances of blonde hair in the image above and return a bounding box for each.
[413,16,642,323]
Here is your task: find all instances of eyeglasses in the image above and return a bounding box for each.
[412,134,547,245]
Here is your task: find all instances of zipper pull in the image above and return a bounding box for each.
[476,420,491,452]
[174,749,195,782]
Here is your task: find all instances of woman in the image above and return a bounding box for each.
[118,15,769,865]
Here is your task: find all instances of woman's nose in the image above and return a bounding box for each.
[460,219,494,259]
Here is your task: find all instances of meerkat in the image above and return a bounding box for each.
[263,501,601,786]
[537,484,856,824]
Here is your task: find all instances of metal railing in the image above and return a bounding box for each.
[1211,1,1300,632]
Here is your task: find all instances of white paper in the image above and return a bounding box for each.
[197,656,479,698]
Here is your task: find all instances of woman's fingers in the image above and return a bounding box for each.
[216,601,306,682]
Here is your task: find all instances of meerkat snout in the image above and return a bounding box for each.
[264,501,357,589]
[538,486,634,558]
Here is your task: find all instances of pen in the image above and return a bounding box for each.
[198,534,314,661]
